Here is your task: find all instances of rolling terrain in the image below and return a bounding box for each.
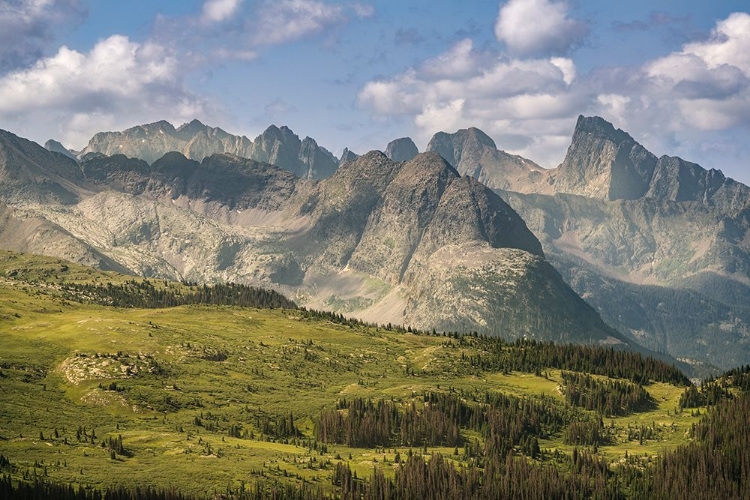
[1,251,734,498]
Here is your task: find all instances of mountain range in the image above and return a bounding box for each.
[425,116,750,370]
[1,115,748,371]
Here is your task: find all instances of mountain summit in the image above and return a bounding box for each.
[426,127,546,192]
[79,120,338,180]
[551,115,749,206]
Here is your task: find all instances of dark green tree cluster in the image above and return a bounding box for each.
[61,280,296,309]
[316,391,600,453]
[458,337,689,386]
[637,393,750,499]
[561,371,655,416]
[679,364,750,409]
[332,450,621,500]
[316,397,460,448]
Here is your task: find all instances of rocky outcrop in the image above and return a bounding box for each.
[426,127,547,192]
[79,120,337,180]
[44,139,77,160]
[385,137,418,162]
[339,148,358,165]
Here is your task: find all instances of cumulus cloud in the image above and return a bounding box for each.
[494,0,588,56]
[0,35,215,148]
[358,11,750,174]
[250,0,363,46]
[358,38,586,164]
[201,0,242,23]
[644,12,750,130]
[0,0,87,71]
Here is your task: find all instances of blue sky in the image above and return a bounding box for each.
[1,0,749,184]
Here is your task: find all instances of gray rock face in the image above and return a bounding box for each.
[428,127,496,168]
[299,137,338,179]
[0,130,83,204]
[79,120,337,180]
[339,148,358,165]
[426,127,547,192]
[44,139,77,160]
[248,126,337,180]
[551,115,750,207]
[384,137,418,162]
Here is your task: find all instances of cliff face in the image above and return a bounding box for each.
[549,116,750,208]
[79,120,338,180]
[426,127,548,192]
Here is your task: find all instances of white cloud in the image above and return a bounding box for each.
[643,12,750,131]
[358,11,750,176]
[201,0,242,23]
[0,35,216,148]
[0,0,87,70]
[252,0,346,45]
[683,13,750,75]
[358,38,585,164]
[351,3,374,18]
[494,0,588,56]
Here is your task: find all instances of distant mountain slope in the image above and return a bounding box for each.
[0,129,638,349]
[429,116,750,370]
[77,119,338,179]
[426,127,547,192]
[552,116,750,209]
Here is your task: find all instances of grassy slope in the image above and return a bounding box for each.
[0,251,704,496]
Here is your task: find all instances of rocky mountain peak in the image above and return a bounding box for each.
[385,137,419,162]
[553,115,656,200]
[176,119,208,140]
[553,116,750,207]
[339,147,359,165]
[44,139,77,160]
[426,127,496,168]
[299,137,338,179]
[138,120,177,136]
[571,115,632,146]
[425,127,545,192]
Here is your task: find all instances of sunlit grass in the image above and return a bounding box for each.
[0,250,706,494]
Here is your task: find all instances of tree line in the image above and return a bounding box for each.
[60,279,297,309]
[458,337,689,386]
[561,371,655,416]
[315,390,609,455]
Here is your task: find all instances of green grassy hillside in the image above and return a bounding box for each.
[0,251,712,497]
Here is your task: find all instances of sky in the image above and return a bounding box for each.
[1,0,750,183]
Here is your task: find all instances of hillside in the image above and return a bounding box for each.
[1,251,733,499]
